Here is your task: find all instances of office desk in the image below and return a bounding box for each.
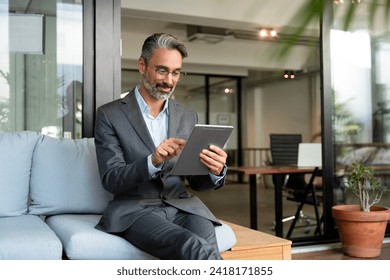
[229,166,318,237]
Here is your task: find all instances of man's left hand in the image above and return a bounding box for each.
[199,145,227,176]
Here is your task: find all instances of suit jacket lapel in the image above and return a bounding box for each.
[119,90,184,155]
[162,101,183,172]
[120,90,155,153]
[168,101,182,138]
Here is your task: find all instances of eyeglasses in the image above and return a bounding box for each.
[154,67,186,81]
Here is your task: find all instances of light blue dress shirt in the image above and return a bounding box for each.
[134,86,225,185]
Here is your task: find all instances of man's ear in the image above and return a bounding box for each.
[138,57,146,74]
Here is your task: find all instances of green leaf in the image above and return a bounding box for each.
[342,2,359,31]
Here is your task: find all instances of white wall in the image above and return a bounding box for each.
[243,74,321,149]
[120,0,319,75]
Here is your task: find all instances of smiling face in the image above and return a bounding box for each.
[138,48,183,101]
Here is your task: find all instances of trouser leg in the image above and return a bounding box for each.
[121,207,222,260]
[173,210,221,254]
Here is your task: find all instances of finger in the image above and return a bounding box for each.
[154,147,168,160]
[166,138,186,147]
[171,138,186,147]
[200,157,223,175]
[157,140,182,159]
[208,145,227,158]
[200,151,225,168]
[165,138,186,151]
[166,142,184,155]
[201,149,226,165]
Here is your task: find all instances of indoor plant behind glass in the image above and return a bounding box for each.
[332,162,390,258]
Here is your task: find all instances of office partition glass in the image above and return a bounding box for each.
[173,74,207,124]
[208,76,238,166]
[0,0,83,138]
[331,2,390,211]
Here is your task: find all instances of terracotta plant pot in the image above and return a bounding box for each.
[332,204,390,258]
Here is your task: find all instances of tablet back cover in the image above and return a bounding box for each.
[171,124,233,176]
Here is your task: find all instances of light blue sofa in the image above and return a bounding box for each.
[0,131,236,260]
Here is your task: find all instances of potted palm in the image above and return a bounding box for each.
[332,162,390,258]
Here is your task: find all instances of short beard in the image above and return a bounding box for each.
[143,72,175,101]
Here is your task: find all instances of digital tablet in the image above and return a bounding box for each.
[170,124,233,176]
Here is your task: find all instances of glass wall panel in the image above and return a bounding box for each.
[175,74,206,124]
[209,76,238,166]
[331,2,390,207]
[121,69,141,95]
[0,0,83,138]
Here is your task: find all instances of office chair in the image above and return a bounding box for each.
[269,134,322,237]
[285,143,323,238]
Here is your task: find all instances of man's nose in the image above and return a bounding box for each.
[163,72,175,83]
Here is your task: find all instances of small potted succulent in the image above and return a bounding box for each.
[332,162,390,258]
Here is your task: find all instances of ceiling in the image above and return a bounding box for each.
[121,0,319,35]
[7,0,322,77]
[120,0,321,76]
[10,0,386,76]
[8,0,83,15]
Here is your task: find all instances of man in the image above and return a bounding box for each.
[94,33,228,260]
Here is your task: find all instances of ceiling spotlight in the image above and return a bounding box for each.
[334,0,361,3]
[224,88,234,94]
[270,30,278,37]
[259,29,268,37]
[283,70,296,79]
[258,28,277,39]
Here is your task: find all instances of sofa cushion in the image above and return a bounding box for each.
[29,135,113,215]
[46,214,236,260]
[0,215,63,259]
[0,131,40,217]
[46,214,157,260]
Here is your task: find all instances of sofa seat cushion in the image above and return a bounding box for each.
[0,215,63,260]
[46,214,156,260]
[46,214,236,260]
[0,131,40,217]
[29,135,113,216]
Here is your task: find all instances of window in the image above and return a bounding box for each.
[0,1,83,138]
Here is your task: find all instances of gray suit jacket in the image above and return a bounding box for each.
[94,89,224,233]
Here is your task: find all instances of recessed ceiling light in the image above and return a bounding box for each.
[259,29,268,37]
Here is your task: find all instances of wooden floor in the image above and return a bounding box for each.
[292,241,390,260]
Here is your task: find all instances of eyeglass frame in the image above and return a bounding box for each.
[154,66,186,81]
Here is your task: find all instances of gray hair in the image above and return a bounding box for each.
[140,33,188,65]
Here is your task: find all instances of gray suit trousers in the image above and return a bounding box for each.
[120,205,223,260]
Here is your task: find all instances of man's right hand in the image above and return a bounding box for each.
[152,138,186,167]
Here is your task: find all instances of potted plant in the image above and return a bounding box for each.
[332,162,390,258]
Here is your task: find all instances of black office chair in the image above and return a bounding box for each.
[269,134,322,238]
